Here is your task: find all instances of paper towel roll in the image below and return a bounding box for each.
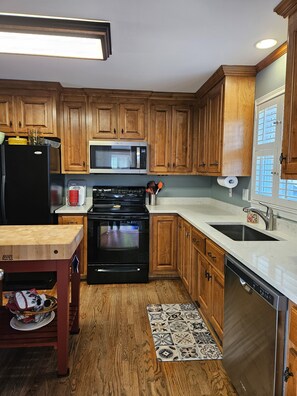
[217,176,238,189]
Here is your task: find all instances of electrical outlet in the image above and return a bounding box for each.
[242,188,249,201]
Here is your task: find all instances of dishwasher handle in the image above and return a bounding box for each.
[240,278,253,294]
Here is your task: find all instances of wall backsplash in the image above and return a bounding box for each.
[65,174,212,198]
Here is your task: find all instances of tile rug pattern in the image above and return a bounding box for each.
[147,303,222,362]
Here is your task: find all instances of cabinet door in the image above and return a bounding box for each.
[0,94,15,133]
[171,106,193,173]
[210,267,224,341]
[177,217,183,277]
[207,83,223,174]
[119,103,145,139]
[286,347,297,396]
[16,94,56,135]
[150,215,178,276]
[62,100,88,173]
[181,220,192,293]
[89,102,118,139]
[190,239,199,302]
[58,215,87,277]
[281,11,297,178]
[149,105,171,173]
[198,255,211,316]
[197,99,208,173]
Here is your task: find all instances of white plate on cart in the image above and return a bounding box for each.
[10,311,55,331]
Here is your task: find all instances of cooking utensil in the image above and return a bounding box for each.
[156,181,164,194]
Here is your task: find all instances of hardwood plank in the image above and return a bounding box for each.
[0,280,237,395]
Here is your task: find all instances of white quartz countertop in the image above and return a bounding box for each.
[147,198,297,305]
[55,197,93,214]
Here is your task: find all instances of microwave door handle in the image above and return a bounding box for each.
[136,147,140,169]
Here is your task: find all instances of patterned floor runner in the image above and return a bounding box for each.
[147,303,222,362]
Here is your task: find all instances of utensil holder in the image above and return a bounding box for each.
[149,194,156,206]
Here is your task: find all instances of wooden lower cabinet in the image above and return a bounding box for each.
[197,236,225,343]
[58,215,88,278]
[285,303,297,395]
[177,217,192,292]
[150,214,178,277]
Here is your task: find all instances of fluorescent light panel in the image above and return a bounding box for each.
[0,13,111,60]
[0,32,103,59]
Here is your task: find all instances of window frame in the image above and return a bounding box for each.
[250,85,297,219]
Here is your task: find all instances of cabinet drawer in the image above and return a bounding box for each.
[58,215,84,225]
[191,228,206,255]
[290,305,297,345]
[205,239,225,274]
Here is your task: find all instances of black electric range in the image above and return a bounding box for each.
[87,186,149,284]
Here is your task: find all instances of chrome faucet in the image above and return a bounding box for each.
[243,202,274,231]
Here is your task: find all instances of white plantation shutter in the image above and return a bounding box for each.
[251,89,297,212]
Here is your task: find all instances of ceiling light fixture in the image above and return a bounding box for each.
[0,13,112,60]
[255,38,277,49]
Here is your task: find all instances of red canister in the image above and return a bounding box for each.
[68,189,79,206]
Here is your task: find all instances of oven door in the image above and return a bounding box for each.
[87,214,149,284]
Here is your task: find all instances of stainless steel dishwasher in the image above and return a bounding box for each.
[224,254,288,396]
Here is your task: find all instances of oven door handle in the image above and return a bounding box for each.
[95,267,141,273]
[88,215,148,221]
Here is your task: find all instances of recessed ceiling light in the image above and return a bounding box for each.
[255,39,277,49]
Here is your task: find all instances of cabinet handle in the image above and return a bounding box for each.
[199,162,206,167]
[167,162,170,168]
[114,128,116,134]
[9,121,12,127]
[207,251,216,261]
[173,163,176,167]
[279,152,286,164]
[121,128,124,134]
[18,121,22,128]
[192,237,197,243]
[204,270,208,278]
[83,161,86,167]
[207,272,212,281]
[209,161,218,166]
[284,366,294,382]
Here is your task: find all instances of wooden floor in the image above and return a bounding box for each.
[0,280,237,396]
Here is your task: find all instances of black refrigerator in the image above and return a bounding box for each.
[0,142,65,290]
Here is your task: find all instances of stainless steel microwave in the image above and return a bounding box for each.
[89,140,148,174]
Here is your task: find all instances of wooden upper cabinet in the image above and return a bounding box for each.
[196,66,256,176]
[275,1,297,179]
[0,81,59,136]
[89,101,118,139]
[61,94,88,173]
[16,94,56,135]
[119,103,145,139]
[149,105,171,173]
[206,83,223,174]
[88,97,146,140]
[197,98,208,173]
[172,106,193,173]
[149,103,193,173]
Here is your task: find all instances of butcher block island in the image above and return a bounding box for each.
[0,225,83,376]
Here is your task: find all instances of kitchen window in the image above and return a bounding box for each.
[251,86,297,216]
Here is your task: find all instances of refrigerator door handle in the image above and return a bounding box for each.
[1,150,7,224]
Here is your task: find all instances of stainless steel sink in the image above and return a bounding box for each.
[208,223,279,241]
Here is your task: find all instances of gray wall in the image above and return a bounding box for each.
[65,174,212,198]
[255,54,287,99]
